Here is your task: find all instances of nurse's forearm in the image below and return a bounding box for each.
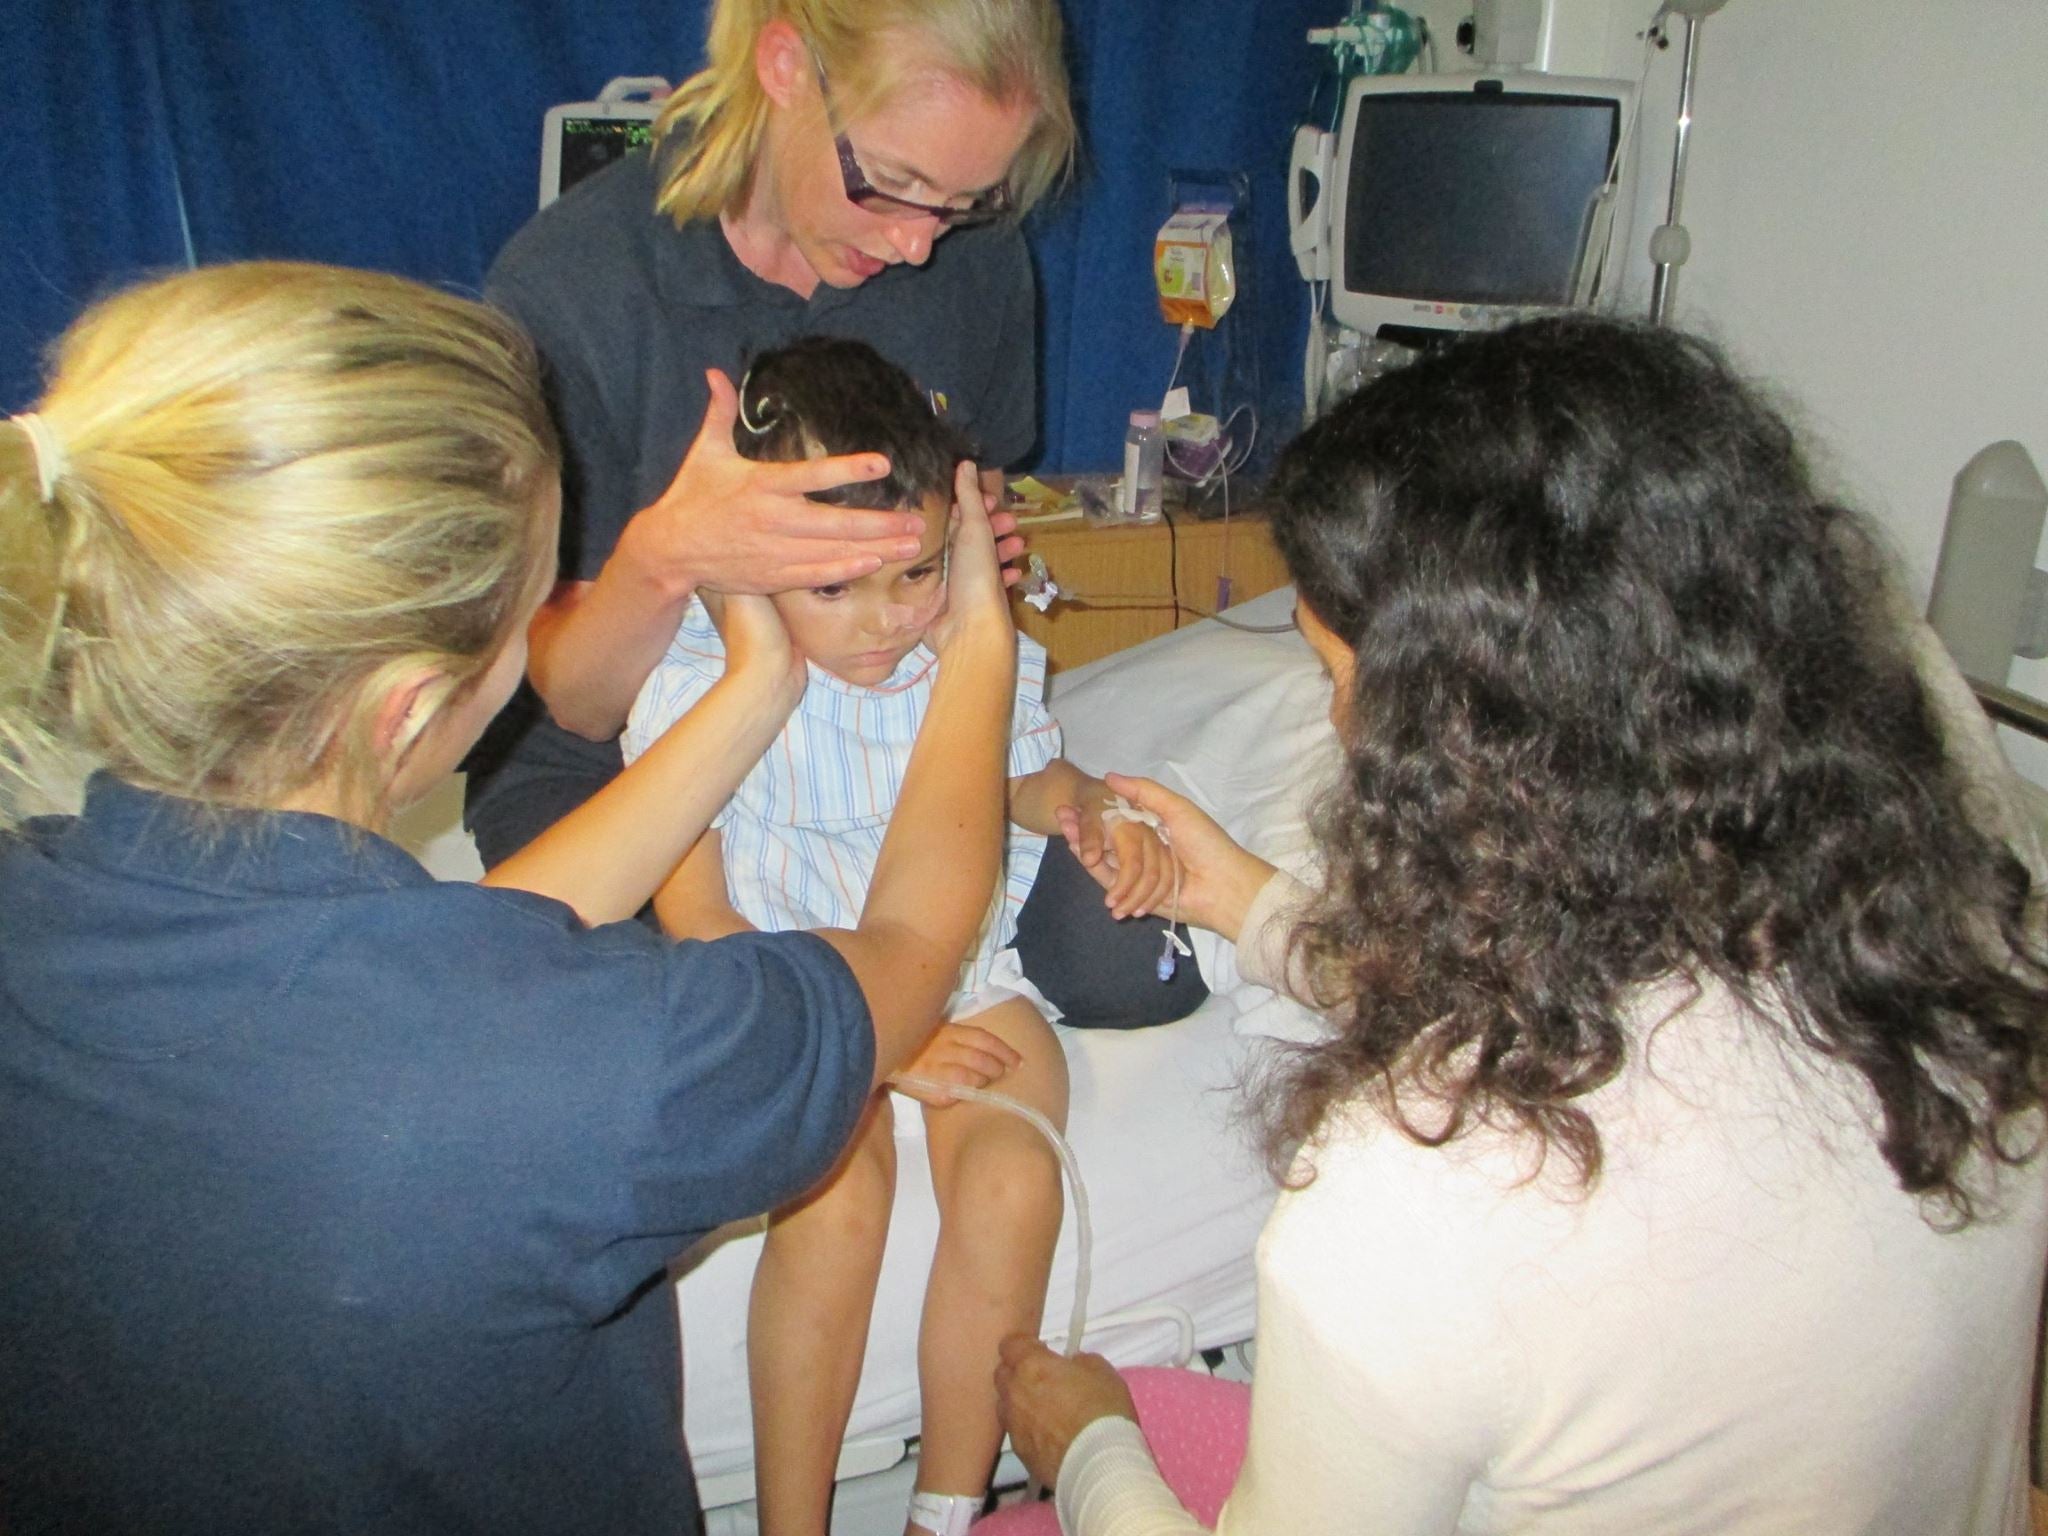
[822,624,1016,1086]
[481,666,788,925]
[526,535,695,741]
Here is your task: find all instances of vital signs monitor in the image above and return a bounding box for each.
[1290,70,1635,346]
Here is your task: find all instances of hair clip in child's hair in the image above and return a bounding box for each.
[924,387,948,418]
[736,363,777,436]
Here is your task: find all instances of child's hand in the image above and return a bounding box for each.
[1064,793,1178,922]
[889,1020,1024,1108]
[703,588,806,712]
[1061,774,1277,943]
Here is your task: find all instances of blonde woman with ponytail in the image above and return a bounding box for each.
[0,261,1019,1536]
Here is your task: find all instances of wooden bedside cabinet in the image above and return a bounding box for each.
[1009,511,1291,675]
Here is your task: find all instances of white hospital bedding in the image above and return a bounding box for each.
[674,585,1334,1493]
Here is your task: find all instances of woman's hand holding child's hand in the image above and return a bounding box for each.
[1063,792,1178,922]
[1062,773,1278,944]
[889,1021,1025,1107]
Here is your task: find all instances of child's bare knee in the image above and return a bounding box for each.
[944,1123,1063,1236]
[773,1099,897,1251]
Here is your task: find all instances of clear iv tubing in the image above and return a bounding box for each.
[890,811,1176,1498]
[888,1073,1092,1502]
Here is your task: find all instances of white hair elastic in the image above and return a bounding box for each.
[10,413,65,501]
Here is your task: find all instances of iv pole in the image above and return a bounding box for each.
[1647,0,1732,325]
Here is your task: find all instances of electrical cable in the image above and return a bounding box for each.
[1162,506,1182,629]
[1577,26,1664,308]
[1054,593,1296,634]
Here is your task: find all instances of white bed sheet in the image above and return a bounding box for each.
[674,585,1329,1493]
[675,994,1276,1487]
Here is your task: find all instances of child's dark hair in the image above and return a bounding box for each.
[734,336,975,511]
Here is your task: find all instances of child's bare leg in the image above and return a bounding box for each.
[751,1094,897,1536]
[910,997,1069,1530]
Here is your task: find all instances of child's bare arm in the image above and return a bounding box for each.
[1007,758,1104,837]
[1013,758,1179,921]
[651,830,755,940]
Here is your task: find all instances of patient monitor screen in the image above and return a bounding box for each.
[1344,95,1617,307]
[558,116,655,197]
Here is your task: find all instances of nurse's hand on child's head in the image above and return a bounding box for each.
[889,1020,1025,1107]
[632,369,923,597]
[927,459,1016,657]
[703,589,807,712]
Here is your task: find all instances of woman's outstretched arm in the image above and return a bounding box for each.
[480,592,804,926]
[814,462,1019,1088]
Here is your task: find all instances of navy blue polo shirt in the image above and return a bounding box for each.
[0,776,873,1534]
[462,149,1037,865]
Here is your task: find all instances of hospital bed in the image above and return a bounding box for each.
[678,584,1337,1529]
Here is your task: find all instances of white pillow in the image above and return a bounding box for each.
[1050,586,1336,1039]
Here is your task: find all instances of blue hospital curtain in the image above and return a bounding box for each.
[2,0,1339,467]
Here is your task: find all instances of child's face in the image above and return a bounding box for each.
[772,491,952,685]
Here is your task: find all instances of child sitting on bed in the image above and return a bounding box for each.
[622,336,1174,1536]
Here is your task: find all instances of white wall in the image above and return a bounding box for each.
[391,774,484,880]
[1408,0,2048,777]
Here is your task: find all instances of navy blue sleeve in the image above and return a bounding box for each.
[530,917,876,1314]
[640,927,875,1225]
[290,886,876,1322]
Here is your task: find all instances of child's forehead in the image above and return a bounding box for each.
[901,487,952,563]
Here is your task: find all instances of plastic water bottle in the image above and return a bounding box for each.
[1121,409,1165,523]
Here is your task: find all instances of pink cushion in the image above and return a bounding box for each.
[976,1367,1251,1532]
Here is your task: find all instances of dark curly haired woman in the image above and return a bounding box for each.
[990,316,2048,1536]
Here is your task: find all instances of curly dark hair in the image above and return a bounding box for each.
[733,335,974,512]
[1261,314,2048,1221]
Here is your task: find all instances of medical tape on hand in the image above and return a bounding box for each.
[1099,795,1192,979]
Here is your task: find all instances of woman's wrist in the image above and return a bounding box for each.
[934,616,1017,678]
[614,502,699,605]
[1233,868,1311,996]
[1213,856,1285,946]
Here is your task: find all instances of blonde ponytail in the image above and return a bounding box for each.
[653,0,1075,226]
[0,262,558,832]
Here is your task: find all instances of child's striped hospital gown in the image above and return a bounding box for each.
[623,599,1062,1000]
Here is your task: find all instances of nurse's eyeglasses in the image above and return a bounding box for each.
[810,49,1014,229]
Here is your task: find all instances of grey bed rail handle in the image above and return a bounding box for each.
[1970,677,2048,742]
